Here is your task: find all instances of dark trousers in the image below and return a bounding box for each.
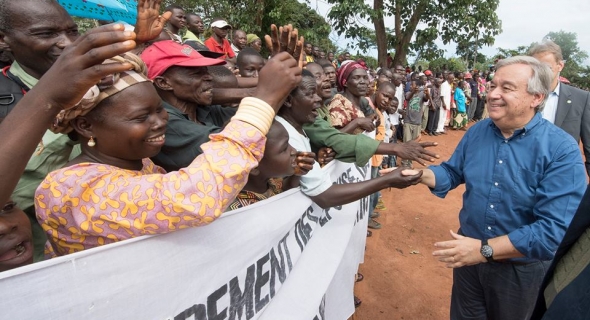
[450,260,550,320]
[426,107,440,133]
[474,98,485,121]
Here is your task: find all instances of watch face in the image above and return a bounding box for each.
[481,245,493,258]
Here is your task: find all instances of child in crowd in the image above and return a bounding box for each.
[0,199,33,272]
[227,121,315,210]
[236,47,265,78]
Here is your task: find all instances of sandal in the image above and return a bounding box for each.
[356,273,364,282]
[367,230,372,237]
[369,211,380,219]
[368,218,382,229]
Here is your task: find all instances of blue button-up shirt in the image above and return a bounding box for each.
[430,113,585,262]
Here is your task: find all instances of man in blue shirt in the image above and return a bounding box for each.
[419,56,586,320]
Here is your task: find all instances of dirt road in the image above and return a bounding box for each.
[354,129,466,320]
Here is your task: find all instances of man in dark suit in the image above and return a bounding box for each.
[530,186,590,320]
[530,40,590,176]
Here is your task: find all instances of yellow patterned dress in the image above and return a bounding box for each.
[35,120,265,257]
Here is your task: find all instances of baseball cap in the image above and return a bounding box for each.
[424,70,432,76]
[211,20,232,29]
[141,41,226,80]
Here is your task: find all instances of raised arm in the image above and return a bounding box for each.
[0,24,136,208]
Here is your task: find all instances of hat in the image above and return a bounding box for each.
[246,34,260,44]
[464,72,472,79]
[183,40,226,59]
[52,53,149,134]
[141,41,226,79]
[424,70,432,76]
[211,20,232,29]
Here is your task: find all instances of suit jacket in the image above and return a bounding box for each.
[530,185,590,319]
[554,84,590,175]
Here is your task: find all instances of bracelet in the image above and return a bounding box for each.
[232,97,275,135]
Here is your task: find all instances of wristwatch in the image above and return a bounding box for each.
[480,239,494,262]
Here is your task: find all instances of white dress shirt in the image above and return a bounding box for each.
[542,82,560,124]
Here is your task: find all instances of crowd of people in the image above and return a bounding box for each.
[0,0,589,319]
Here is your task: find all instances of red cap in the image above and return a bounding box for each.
[424,70,432,76]
[141,41,226,79]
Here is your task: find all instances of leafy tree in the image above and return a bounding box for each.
[495,45,530,59]
[542,30,589,84]
[326,0,502,68]
[427,57,467,73]
[162,0,336,52]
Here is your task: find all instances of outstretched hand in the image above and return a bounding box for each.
[255,52,302,112]
[264,24,304,68]
[32,24,137,111]
[383,167,423,189]
[134,0,172,44]
[395,140,439,166]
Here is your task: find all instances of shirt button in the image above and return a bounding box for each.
[490,204,494,209]
[499,160,503,164]
[487,226,492,230]
[504,140,508,143]
[494,182,499,186]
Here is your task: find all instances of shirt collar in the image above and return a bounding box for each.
[490,112,543,137]
[553,81,561,96]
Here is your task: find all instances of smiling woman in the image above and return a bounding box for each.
[327,61,374,135]
[33,53,274,258]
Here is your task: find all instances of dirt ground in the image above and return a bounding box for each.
[354,128,467,320]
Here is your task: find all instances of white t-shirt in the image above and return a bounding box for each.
[440,81,452,109]
[383,110,392,143]
[275,116,332,197]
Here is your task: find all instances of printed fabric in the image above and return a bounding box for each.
[327,94,366,134]
[226,179,283,211]
[35,120,265,257]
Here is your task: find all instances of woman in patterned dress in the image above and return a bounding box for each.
[327,61,377,134]
[34,52,300,257]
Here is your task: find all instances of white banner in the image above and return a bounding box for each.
[0,160,369,320]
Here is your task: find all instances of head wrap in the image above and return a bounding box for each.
[247,34,260,45]
[51,53,149,134]
[336,61,365,92]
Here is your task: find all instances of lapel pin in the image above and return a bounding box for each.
[567,100,572,104]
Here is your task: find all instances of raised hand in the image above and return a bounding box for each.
[255,52,302,111]
[134,0,172,44]
[264,24,304,68]
[32,24,137,111]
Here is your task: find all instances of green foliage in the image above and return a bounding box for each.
[427,57,467,73]
[326,0,502,66]
[542,30,589,87]
[496,45,530,59]
[162,0,336,52]
[73,17,98,34]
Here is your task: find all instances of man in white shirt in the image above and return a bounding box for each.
[529,40,590,175]
[437,73,454,134]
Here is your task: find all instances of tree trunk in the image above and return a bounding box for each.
[373,0,387,68]
[392,0,428,67]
